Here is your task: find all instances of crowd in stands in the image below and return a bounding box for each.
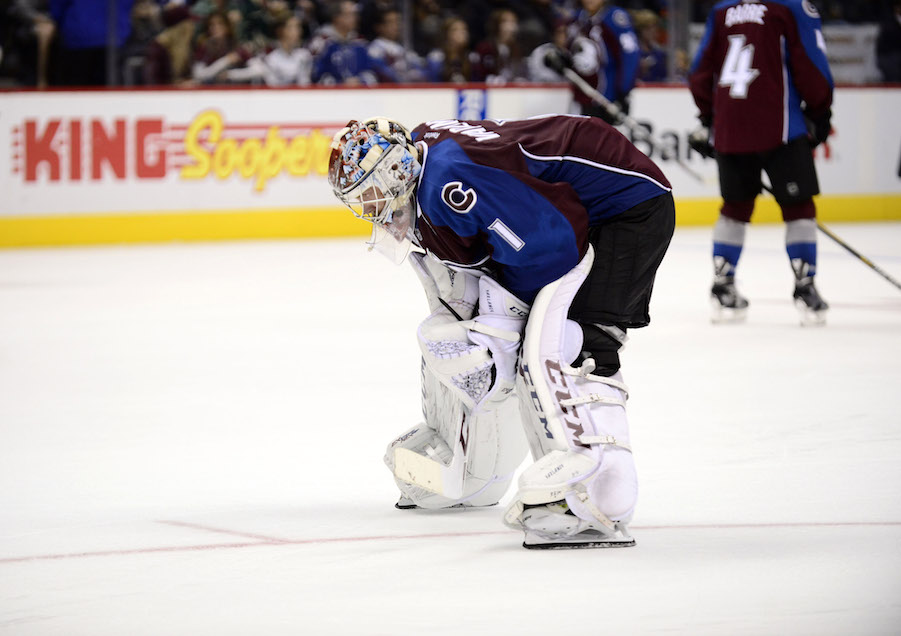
[1,0,899,89]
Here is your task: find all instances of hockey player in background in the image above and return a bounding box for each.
[566,0,641,124]
[688,0,834,325]
[327,115,674,548]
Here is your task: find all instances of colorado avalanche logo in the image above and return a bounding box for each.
[802,0,820,18]
[441,181,478,213]
[612,8,630,28]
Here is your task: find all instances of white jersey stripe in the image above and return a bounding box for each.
[517,144,672,192]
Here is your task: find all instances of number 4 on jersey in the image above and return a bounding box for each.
[719,35,759,98]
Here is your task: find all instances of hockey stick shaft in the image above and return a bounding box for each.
[560,67,706,183]
[760,183,901,291]
[815,222,901,291]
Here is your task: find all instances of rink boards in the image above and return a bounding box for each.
[0,84,898,247]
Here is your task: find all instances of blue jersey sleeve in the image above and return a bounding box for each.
[603,7,641,99]
[417,140,583,302]
[783,0,834,87]
[690,10,716,76]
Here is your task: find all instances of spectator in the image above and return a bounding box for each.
[192,10,251,84]
[144,4,195,85]
[49,0,135,85]
[412,0,444,57]
[358,0,397,41]
[121,0,162,85]
[296,0,325,40]
[426,15,477,83]
[472,7,527,83]
[248,13,312,85]
[4,0,57,88]
[517,0,556,54]
[876,0,901,81]
[368,7,426,82]
[190,0,243,28]
[310,0,378,85]
[240,0,292,50]
[632,8,665,83]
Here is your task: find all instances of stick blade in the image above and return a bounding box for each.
[393,447,464,499]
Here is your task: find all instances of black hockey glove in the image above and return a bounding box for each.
[583,94,628,126]
[688,124,715,158]
[804,108,832,147]
[583,103,624,126]
[614,95,631,117]
[543,46,574,75]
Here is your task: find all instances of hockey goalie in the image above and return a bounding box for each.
[327,115,675,549]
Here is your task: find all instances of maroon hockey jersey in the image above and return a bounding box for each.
[689,0,834,154]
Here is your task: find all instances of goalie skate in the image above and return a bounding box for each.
[520,502,635,550]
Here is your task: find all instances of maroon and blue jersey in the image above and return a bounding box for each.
[569,5,641,103]
[410,115,671,302]
[689,0,834,154]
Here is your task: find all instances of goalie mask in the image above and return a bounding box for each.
[328,118,422,264]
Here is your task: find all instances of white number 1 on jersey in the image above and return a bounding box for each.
[719,34,759,99]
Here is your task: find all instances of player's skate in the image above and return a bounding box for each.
[710,275,749,323]
[710,257,748,323]
[793,279,828,326]
[791,259,828,326]
[520,501,634,550]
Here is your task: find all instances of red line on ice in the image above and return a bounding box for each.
[157,520,290,543]
[2,520,899,564]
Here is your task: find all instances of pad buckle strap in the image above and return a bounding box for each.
[468,322,521,343]
[562,364,630,399]
[559,394,625,408]
[577,435,632,453]
[575,490,617,531]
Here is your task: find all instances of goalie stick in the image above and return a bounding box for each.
[394,440,466,500]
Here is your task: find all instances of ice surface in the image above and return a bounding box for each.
[1,223,900,635]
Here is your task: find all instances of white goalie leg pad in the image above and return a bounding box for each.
[385,360,526,509]
[386,278,529,509]
[507,244,637,533]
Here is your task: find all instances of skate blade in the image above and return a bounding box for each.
[522,524,635,549]
[395,498,497,510]
[710,299,748,324]
[523,536,636,550]
[794,299,827,327]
